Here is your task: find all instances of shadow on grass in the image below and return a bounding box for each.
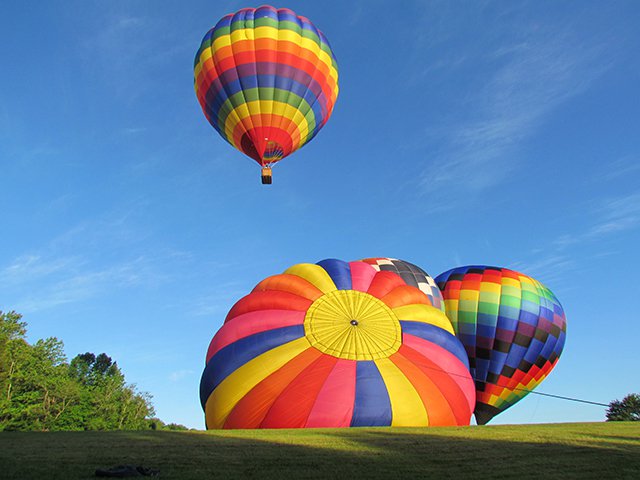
[0,423,638,479]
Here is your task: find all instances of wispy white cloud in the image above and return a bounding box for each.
[589,192,640,235]
[4,143,65,168]
[553,192,640,248]
[0,203,195,314]
[3,254,172,314]
[168,369,194,382]
[121,127,147,135]
[348,1,365,26]
[47,202,155,253]
[420,20,611,202]
[0,255,81,286]
[189,282,245,318]
[80,12,191,102]
[84,14,153,100]
[513,192,640,285]
[599,155,640,181]
[509,254,576,287]
[0,104,10,140]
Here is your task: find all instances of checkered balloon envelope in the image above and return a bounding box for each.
[360,258,444,313]
[435,266,567,425]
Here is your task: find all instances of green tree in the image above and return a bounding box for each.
[69,351,155,430]
[0,311,26,340]
[0,311,27,404]
[0,311,156,431]
[606,393,640,421]
[1,331,81,431]
[0,311,31,429]
[147,417,189,431]
[68,353,147,430]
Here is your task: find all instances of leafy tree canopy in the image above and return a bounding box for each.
[0,310,162,431]
[606,393,640,422]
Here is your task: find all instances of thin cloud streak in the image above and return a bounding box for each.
[189,283,245,318]
[600,155,640,181]
[168,370,194,382]
[421,23,611,201]
[554,192,640,248]
[81,12,191,102]
[585,193,640,238]
[515,192,640,286]
[0,255,82,286]
[509,254,575,287]
[0,207,193,314]
[4,256,172,314]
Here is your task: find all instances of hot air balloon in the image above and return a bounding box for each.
[361,258,445,312]
[435,266,567,425]
[200,259,475,429]
[194,5,339,184]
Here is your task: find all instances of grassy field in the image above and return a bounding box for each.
[0,422,638,479]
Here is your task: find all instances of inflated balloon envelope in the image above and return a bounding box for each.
[360,257,445,313]
[200,258,475,429]
[435,266,567,425]
[194,5,339,184]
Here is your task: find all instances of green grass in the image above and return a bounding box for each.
[1,422,638,479]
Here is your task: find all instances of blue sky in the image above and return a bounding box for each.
[1,0,639,428]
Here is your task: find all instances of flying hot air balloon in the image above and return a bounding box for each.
[200,259,475,429]
[194,6,339,184]
[435,266,567,425]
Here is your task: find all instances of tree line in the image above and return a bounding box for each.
[0,310,184,431]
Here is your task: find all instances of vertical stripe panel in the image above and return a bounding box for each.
[374,357,428,427]
[399,344,474,425]
[389,350,457,426]
[350,361,392,427]
[261,353,337,428]
[204,337,310,428]
[348,261,377,293]
[316,259,352,290]
[305,359,357,428]
[284,263,337,293]
[403,333,476,410]
[223,347,322,428]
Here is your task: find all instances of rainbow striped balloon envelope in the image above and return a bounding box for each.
[200,259,475,429]
[194,5,339,183]
[435,266,567,425]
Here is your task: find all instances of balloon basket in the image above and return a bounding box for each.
[261,167,272,185]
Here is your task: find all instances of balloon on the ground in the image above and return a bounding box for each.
[200,259,475,429]
[194,5,339,184]
[361,258,445,312]
[435,266,567,425]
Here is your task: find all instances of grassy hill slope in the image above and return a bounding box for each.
[1,422,638,479]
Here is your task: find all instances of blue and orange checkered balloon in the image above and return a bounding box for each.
[435,266,567,425]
